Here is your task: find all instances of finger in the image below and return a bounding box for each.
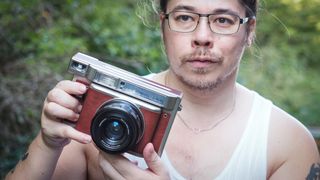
[58,125,92,144]
[102,152,147,178]
[102,151,165,179]
[143,143,168,176]
[44,101,79,122]
[47,88,82,112]
[41,118,91,145]
[98,152,126,180]
[55,80,87,95]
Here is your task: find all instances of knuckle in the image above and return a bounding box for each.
[61,126,72,138]
[55,80,70,88]
[45,102,59,116]
[68,111,78,121]
[41,126,52,137]
[47,88,60,102]
[61,127,67,137]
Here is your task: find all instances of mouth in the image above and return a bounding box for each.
[185,57,222,68]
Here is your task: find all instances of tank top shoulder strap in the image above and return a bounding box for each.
[216,91,272,180]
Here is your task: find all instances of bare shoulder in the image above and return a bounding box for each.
[146,70,166,83]
[52,141,88,180]
[268,105,320,179]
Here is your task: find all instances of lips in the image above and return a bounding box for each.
[185,57,222,68]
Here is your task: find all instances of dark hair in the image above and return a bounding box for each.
[159,0,258,17]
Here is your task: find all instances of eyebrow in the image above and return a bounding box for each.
[169,5,241,17]
[213,9,240,17]
[170,5,195,12]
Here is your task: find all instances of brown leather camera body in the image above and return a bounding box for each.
[76,86,173,156]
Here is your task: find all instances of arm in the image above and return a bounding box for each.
[5,80,91,180]
[5,132,63,180]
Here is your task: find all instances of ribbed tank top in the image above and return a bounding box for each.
[125,86,272,180]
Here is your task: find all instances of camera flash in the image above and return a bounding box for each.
[95,73,117,88]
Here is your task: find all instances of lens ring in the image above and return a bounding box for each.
[90,99,144,153]
[105,120,125,141]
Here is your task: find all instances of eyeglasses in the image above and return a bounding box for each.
[165,11,254,35]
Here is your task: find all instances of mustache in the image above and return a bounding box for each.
[180,48,223,63]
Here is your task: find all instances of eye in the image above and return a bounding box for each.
[176,15,194,22]
[171,12,196,23]
[211,14,237,26]
[216,17,234,25]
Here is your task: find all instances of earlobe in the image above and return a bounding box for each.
[159,13,165,39]
[246,19,256,47]
[159,12,165,30]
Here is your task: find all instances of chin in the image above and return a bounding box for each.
[178,73,223,91]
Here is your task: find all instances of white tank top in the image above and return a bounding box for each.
[125,83,272,180]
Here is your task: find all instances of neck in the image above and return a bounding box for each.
[164,69,237,128]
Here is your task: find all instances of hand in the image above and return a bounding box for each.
[98,143,170,180]
[40,80,92,149]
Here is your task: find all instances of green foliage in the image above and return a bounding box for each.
[239,45,320,125]
[257,0,320,68]
[0,1,166,177]
[237,0,320,125]
[1,0,319,178]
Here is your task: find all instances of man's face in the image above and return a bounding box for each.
[161,0,254,90]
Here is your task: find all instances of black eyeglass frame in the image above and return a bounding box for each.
[164,11,255,35]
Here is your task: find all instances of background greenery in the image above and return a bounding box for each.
[1,0,319,177]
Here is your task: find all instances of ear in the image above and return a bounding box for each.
[246,18,256,47]
[159,12,166,43]
[159,12,166,37]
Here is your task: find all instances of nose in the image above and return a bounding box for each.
[191,18,214,48]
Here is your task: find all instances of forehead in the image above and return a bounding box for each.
[166,0,246,16]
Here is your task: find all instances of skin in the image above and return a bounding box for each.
[6,0,320,179]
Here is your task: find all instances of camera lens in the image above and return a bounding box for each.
[90,99,144,154]
[104,120,124,141]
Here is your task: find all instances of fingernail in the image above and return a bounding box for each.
[77,105,83,113]
[80,85,87,92]
[74,114,80,121]
[83,136,92,143]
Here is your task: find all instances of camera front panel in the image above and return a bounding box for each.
[69,53,183,156]
[152,111,173,155]
[76,83,164,156]
[76,87,113,134]
[129,106,164,155]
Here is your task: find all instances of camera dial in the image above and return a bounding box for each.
[90,99,144,153]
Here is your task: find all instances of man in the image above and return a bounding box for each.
[6,0,320,179]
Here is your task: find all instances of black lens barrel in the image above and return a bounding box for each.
[90,99,144,154]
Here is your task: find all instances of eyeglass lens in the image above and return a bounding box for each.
[168,11,241,34]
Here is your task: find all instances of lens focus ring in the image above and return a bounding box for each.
[90,99,144,154]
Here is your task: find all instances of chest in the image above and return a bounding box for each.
[164,116,248,179]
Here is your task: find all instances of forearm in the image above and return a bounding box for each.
[5,132,63,180]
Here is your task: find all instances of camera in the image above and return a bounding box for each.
[68,52,182,157]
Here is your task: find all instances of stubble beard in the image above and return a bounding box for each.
[174,68,223,92]
[171,49,237,93]
[171,48,226,92]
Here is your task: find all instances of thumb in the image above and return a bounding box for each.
[143,143,168,176]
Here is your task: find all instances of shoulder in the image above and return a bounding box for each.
[267,101,319,178]
[237,84,317,157]
[143,71,167,83]
[237,84,319,178]
[268,104,318,160]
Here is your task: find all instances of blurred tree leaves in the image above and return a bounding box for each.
[239,0,320,125]
[0,0,319,177]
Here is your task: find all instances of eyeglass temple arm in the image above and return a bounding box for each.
[240,16,256,24]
